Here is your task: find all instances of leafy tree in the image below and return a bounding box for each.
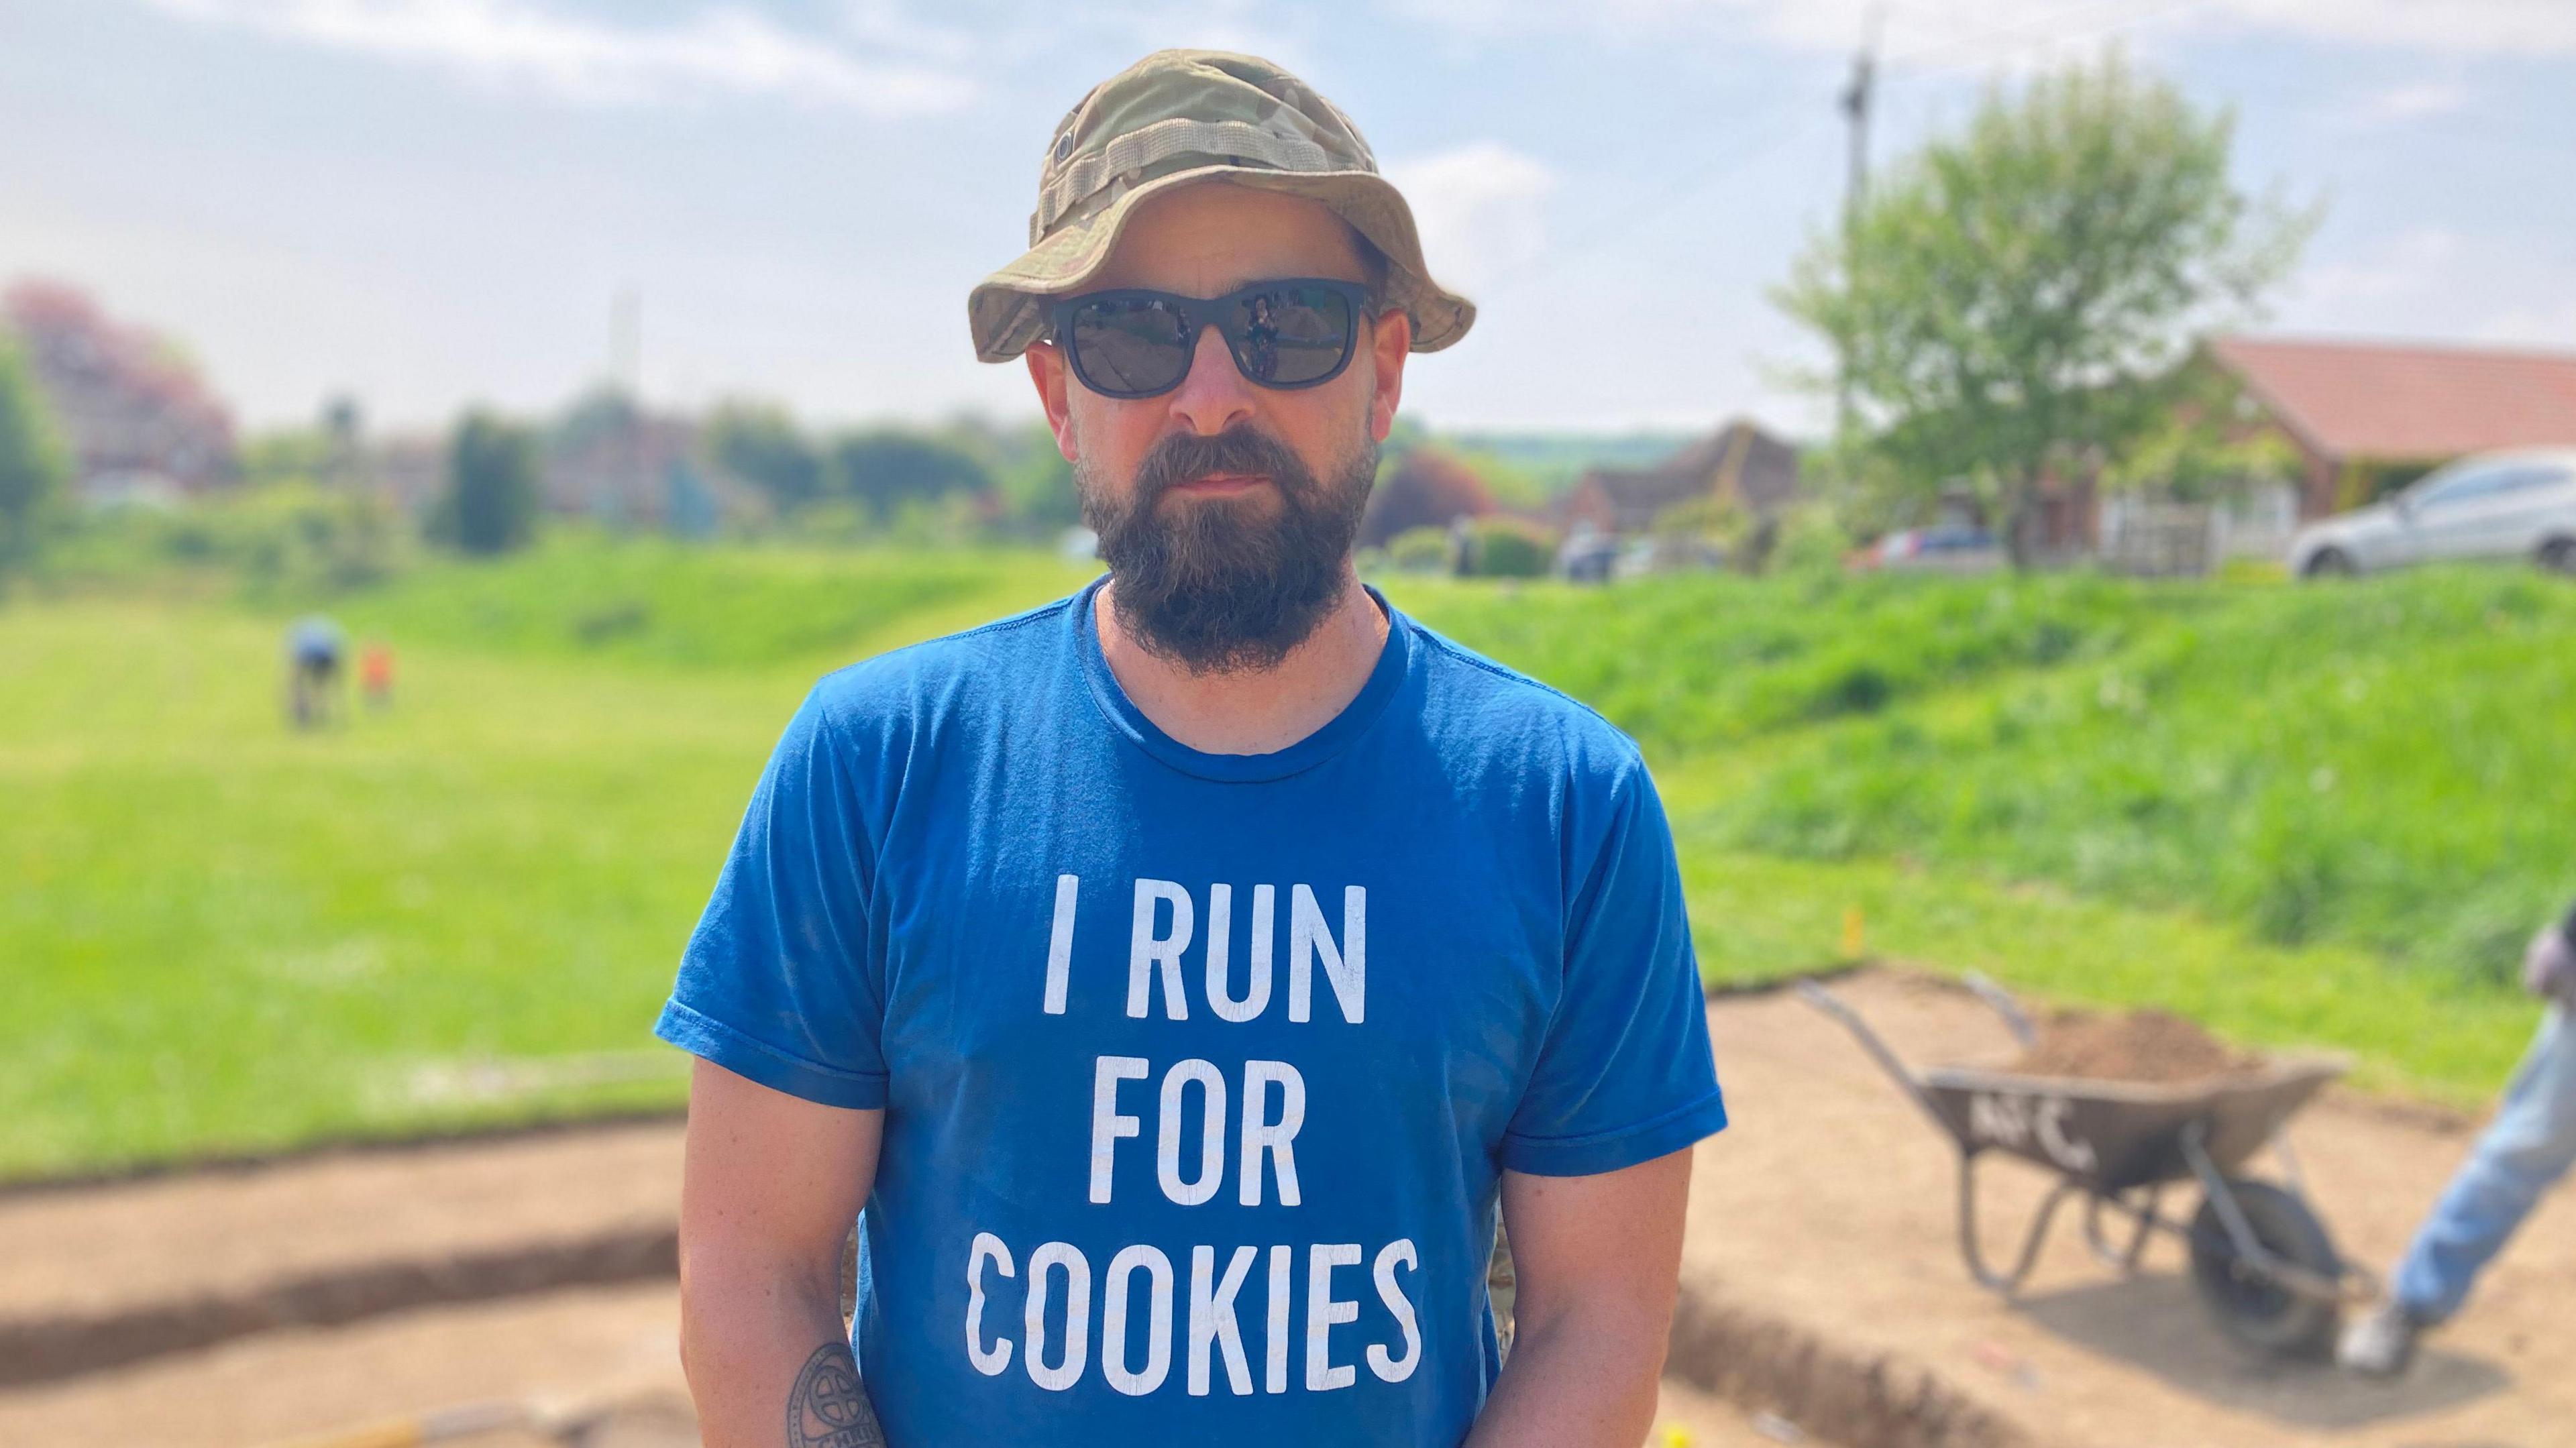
[553,386,640,452]
[1359,447,1494,549]
[706,401,825,514]
[826,428,991,521]
[0,335,70,578]
[1654,494,1773,573]
[991,425,1080,535]
[1776,52,2312,566]
[1447,447,1548,512]
[2100,361,2300,504]
[431,410,541,556]
[238,427,334,490]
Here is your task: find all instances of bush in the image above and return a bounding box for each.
[51,484,407,596]
[1385,526,1456,574]
[1772,505,1852,575]
[1462,517,1554,578]
[0,335,70,581]
[827,429,991,521]
[705,402,824,514]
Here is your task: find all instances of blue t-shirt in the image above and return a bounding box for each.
[656,578,1726,1446]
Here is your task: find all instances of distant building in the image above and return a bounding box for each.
[2209,335,2576,518]
[370,393,760,537]
[1,280,236,502]
[1561,418,1801,539]
[541,390,755,538]
[368,434,449,516]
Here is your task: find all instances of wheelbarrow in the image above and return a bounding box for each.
[1796,976,2379,1357]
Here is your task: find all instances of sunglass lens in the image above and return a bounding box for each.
[1069,297,1191,396]
[1228,285,1354,386]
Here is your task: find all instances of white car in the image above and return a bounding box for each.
[2290,449,2576,579]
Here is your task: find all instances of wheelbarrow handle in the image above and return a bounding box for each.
[1794,979,1944,1128]
[1962,970,2039,1048]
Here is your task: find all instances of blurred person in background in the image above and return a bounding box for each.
[2342,903,2576,1376]
[360,638,396,711]
[284,614,343,729]
[656,49,1724,1448]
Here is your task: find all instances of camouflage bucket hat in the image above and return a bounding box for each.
[968,49,1475,364]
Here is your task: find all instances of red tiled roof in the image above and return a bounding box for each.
[2212,335,2576,463]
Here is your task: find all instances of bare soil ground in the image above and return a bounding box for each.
[0,1278,1778,1448]
[5,968,2566,1447]
[0,1122,1780,1445]
[0,1284,692,1448]
[1694,970,2574,1447]
[0,1121,680,1323]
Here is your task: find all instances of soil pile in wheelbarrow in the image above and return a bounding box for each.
[2008,1007,2265,1084]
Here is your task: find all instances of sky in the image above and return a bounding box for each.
[2,0,2571,439]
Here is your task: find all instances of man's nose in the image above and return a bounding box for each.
[1165,321,1256,437]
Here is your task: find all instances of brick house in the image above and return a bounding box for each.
[2210,336,2576,519]
[1561,419,1801,538]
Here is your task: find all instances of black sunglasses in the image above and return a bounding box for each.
[1049,278,1373,400]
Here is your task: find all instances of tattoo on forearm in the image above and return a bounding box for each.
[786,1341,884,1448]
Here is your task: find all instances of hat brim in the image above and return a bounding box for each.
[967,165,1476,364]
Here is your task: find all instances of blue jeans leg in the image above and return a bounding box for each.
[2390,1005,2576,1322]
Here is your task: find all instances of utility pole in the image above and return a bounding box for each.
[1834,4,1884,439]
[610,286,642,399]
[609,286,643,521]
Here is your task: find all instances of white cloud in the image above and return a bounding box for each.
[2285,226,2576,352]
[1383,141,1559,296]
[143,0,978,114]
[2476,298,2576,350]
[2215,0,2576,56]
[2348,77,2471,125]
[1393,0,2576,61]
[944,0,1316,78]
[2298,227,2469,305]
[1392,0,2229,76]
[838,0,975,66]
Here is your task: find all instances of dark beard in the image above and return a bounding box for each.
[1079,425,1375,675]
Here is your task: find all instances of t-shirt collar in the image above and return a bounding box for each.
[1071,572,1413,783]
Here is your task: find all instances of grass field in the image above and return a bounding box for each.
[5,541,2569,1176]
[1,544,1097,1176]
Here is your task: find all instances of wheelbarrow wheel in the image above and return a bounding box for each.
[2186,1178,2342,1357]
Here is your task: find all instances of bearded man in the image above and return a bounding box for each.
[657,50,1727,1447]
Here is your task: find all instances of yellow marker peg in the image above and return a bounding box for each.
[1841,905,1866,961]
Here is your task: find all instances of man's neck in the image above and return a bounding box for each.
[1094,571,1390,756]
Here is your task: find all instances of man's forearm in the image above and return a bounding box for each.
[682,1269,885,1448]
[1462,1300,1669,1448]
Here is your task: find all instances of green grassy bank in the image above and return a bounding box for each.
[3,542,2567,1174]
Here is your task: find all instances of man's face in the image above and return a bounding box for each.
[1026,183,1411,673]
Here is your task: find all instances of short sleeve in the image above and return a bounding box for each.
[654,687,890,1109]
[1500,761,1726,1176]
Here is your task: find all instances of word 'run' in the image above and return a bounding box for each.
[1041,877,1366,1025]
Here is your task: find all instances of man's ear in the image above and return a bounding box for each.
[1365,309,1411,445]
[1026,342,1077,462]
